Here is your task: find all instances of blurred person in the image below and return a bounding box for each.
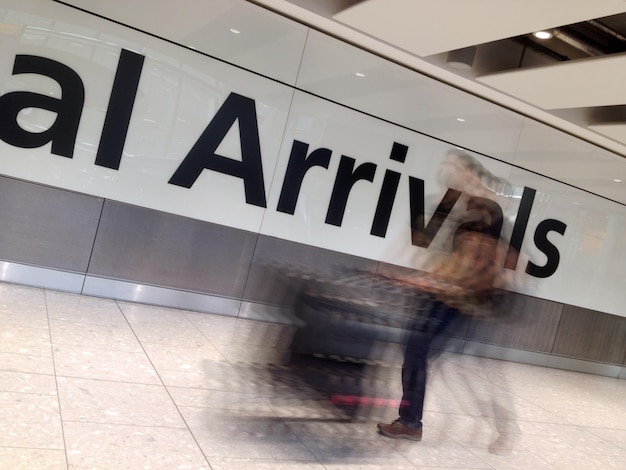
[431,348,520,454]
[376,150,518,442]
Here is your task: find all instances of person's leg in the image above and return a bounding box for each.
[397,331,430,429]
[378,300,459,440]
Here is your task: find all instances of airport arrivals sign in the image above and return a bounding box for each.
[0,49,566,278]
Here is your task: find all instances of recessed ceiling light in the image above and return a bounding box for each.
[230,28,241,34]
[613,179,622,182]
[533,31,553,40]
[456,118,466,122]
[355,72,365,77]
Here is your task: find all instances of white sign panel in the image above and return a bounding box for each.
[0,1,293,233]
[0,0,624,316]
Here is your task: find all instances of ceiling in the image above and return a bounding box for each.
[251,0,626,161]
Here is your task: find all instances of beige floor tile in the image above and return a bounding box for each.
[64,421,210,470]
[167,387,273,412]
[511,398,573,425]
[229,362,306,398]
[0,308,49,329]
[0,392,64,449]
[0,324,52,356]
[0,370,57,395]
[178,406,286,437]
[284,419,384,440]
[219,322,296,349]
[530,426,625,456]
[217,345,293,366]
[160,370,252,391]
[515,420,580,437]
[184,313,240,336]
[118,302,198,327]
[578,450,626,470]
[45,292,127,327]
[0,284,46,308]
[49,319,142,352]
[188,436,318,462]
[194,319,296,351]
[45,290,118,310]
[208,457,326,469]
[141,341,224,371]
[517,433,626,469]
[385,428,493,468]
[467,446,554,469]
[0,351,55,375]
[558,404,626,429]
[1,280,625,469]
[587,427,626,450]
[428,361,517,399]
[321,466,418,470]
[47,308,128,328]
[179,407,317,461]
[263,396,351,422]
[0,447,67,470]
[57,376,185,427]
[128,321,213,348]
[299,436,417,469]
[433,414,523,451]
[153,357,250,391]
[52,343,160,384]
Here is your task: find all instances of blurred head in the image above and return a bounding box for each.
[438,150,512,206]
[438,150,484,192]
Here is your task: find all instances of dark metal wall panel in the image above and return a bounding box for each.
[465,295,563,353]
[242,234,379,306]
[2,176,626,370]
[87,201,257,298]
[0,176,103,272]
[552,306,626,365]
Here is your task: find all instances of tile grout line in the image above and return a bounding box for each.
[242,341,421,466]
[43,288,70,470]
[184,310,334,468]
[14,284,623,469]
[112,299,216,470]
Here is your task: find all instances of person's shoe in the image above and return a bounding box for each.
[377,419,422,441]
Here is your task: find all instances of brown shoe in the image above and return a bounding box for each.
[377,419,422,441]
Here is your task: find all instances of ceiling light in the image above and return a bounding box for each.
[613,179,622,182]
[230,28,240,34]
[533,31,553,40]
[355,72,365,77]
[456,118,466,122]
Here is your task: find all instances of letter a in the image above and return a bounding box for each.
[409,176,461,248]
[168,92,266,207]
[0,55,85,157]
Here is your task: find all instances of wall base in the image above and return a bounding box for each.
[0,260,624,380]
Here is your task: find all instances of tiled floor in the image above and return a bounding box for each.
[1,281,625,469]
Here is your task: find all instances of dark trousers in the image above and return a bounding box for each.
[399,299,460,429]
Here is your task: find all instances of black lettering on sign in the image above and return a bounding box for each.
[371,142,407,238]
[277,140,332,214]
[0,55,84,157]
[0,49,571,280]
[526,219,567,278]
[460,196,504,238]
[168,92,266,207]
[505,186,535,270]
[409,176,461,248]
[95,49,145,170]
[325,155,377,227]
